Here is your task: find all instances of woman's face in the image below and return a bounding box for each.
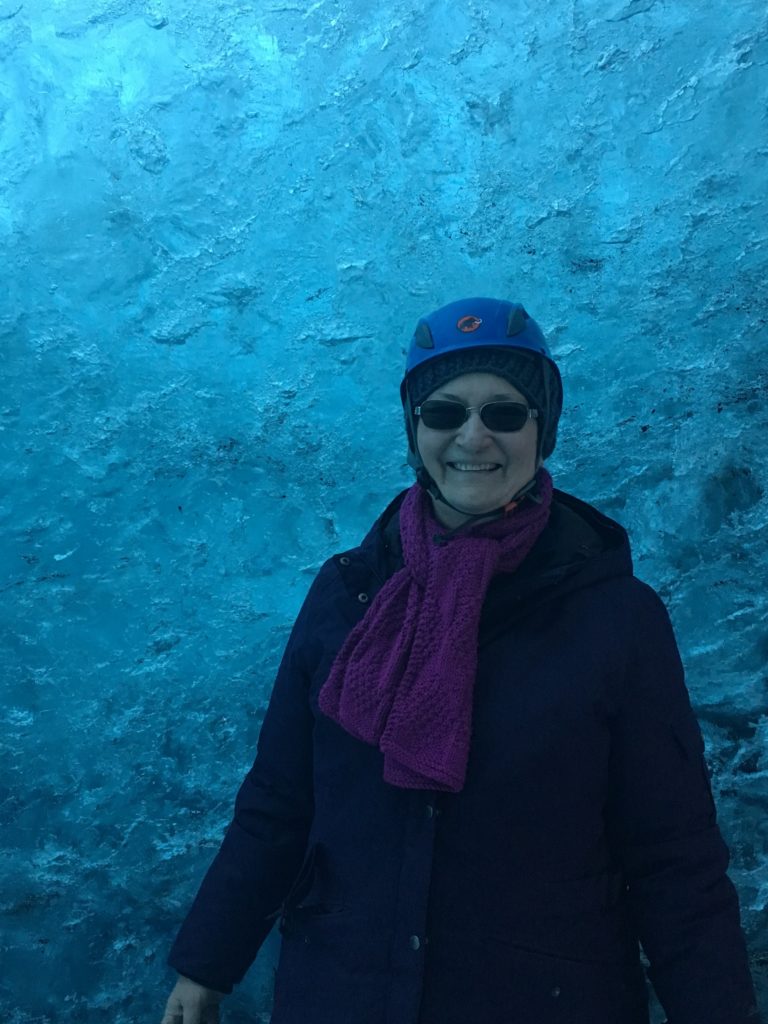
[416,372,540,530]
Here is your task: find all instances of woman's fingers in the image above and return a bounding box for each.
[160,976,223,1024]
[159,991,184,1023]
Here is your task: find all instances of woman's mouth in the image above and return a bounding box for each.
[447,462,501,472]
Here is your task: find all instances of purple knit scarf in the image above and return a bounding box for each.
[318,469,554,792]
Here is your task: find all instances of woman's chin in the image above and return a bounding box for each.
[442,481,508,513]
[433,487,509,525]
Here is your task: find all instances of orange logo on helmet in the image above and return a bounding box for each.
[457,315,483,333]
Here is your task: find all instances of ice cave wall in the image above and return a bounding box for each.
[1,0,766,1020]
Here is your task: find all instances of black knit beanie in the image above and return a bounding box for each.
[406,347,562,461]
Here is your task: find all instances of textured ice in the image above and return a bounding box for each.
[1,0,766,1021]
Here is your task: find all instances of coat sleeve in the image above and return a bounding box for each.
[166,568,334,994]
[605,581,760,1024]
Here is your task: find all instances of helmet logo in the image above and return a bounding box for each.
[457,315,482,333]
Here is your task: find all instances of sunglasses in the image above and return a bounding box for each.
[415,400,538,433]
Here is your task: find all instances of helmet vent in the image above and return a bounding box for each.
[414,322,434,349]
[506,306,528,337]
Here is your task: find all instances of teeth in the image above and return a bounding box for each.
[449,463,499,471]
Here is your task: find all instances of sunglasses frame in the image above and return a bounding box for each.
[414,400,539,433]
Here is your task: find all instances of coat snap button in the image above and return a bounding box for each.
[339,556,350,566]
[409,935,421,951]
[357,593,369,603]
[551,985,561,998]
[425,804,434,819]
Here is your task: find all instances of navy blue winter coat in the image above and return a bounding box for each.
[169,489,759,1024]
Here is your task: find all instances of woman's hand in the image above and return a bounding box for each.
[160,975,224,1023]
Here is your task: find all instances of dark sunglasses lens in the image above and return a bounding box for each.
[481,403,529,431]
[419,401,466,430]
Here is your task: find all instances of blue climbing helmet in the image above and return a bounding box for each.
[401,297,563,467]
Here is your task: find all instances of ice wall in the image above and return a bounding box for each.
[1,0,766,1020]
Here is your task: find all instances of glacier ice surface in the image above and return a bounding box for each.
[1,0,766,1020]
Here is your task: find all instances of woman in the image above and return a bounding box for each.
[161,298,760,1024]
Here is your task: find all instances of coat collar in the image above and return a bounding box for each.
[332,487,634,648]
[353,486,633,601]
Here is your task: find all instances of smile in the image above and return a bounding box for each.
[447,462,501,472]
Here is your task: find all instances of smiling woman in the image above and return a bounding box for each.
[161,299,760,1024]
[400,299,562,536]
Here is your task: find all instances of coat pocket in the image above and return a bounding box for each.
[279,841,342,934]
[419,934,649,1024]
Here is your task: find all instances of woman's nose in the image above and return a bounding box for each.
[455,408,492,446]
